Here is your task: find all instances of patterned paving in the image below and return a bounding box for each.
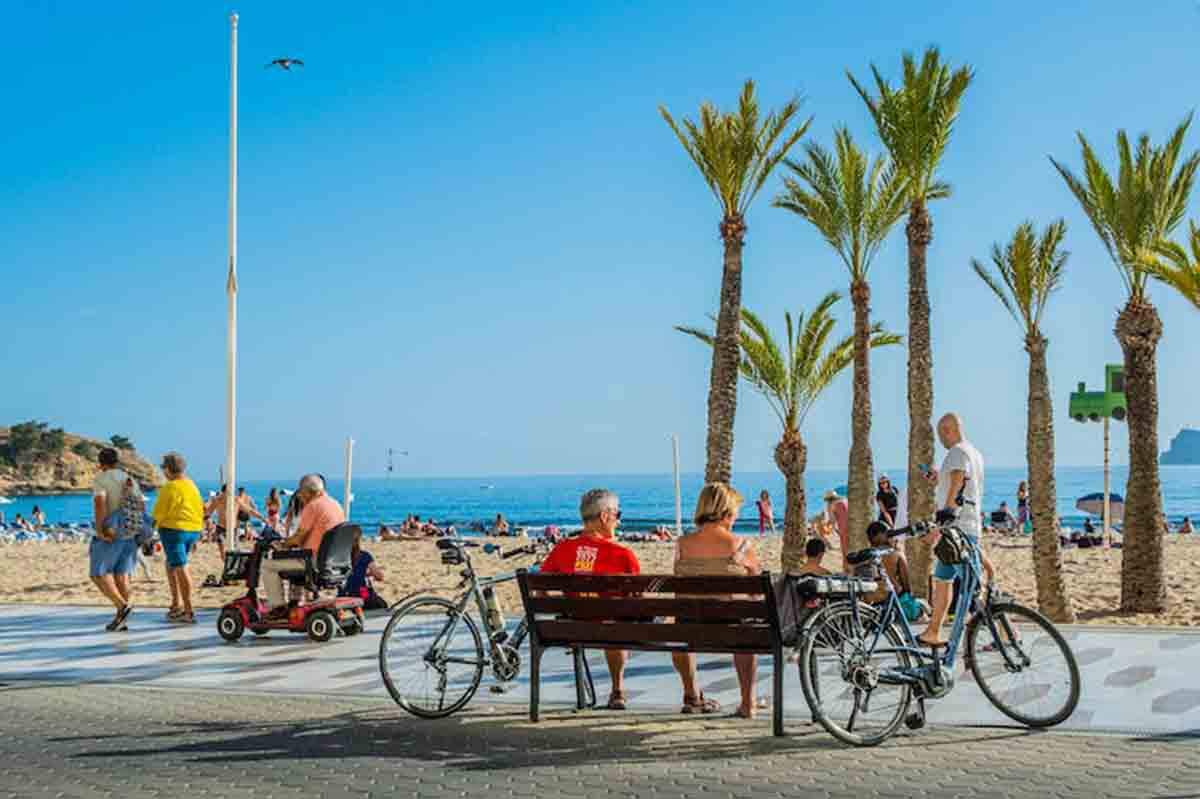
[0,603,1196,735]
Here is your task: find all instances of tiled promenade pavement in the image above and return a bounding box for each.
[0,684,1197,799]
[2,604,1199,734]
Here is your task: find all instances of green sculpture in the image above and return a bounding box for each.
[1068,364,1126,545]
[1068,364,1126,422]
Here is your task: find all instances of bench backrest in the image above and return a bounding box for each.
[517,571,801,653]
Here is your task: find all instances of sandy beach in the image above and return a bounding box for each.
[2,533,1198,627]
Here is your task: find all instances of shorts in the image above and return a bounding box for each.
[89,537,138,577]
[160,529,201,568]
[933,532,982,582]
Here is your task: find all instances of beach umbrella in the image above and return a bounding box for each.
[1075,492,1125,522]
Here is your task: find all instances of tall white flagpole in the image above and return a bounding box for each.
[224,11,239,553]
[671,434,682,536]
[344,438,355,520]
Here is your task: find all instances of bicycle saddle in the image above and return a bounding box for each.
[846,546,893,565]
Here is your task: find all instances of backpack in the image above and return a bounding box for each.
[117,478,147,541]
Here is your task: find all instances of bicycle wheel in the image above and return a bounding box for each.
[379,596,485,719]
[799,601,914,747]
[966,602,1080,728]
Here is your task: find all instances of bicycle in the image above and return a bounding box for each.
[797,520,1080,746]
[378,536,591,718]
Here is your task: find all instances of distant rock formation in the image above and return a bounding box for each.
[0,426,163,496]
[1160,428,1200,465]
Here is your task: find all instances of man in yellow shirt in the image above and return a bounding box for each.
[152,452,205,624]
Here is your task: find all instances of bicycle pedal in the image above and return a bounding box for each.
[904,712,926,730]
[489,684,511,694]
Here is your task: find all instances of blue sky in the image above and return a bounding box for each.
[3,1,1200,480]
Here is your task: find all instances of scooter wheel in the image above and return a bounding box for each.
[306,610,337,643]
[217,609,245,642]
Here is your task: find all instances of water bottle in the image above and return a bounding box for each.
[483,586,505,633]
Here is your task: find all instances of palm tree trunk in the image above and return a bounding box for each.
[903,199,936,599]
[705,214,746,485]
[1115,298,1166,613]
[1025,333,1075,623]
[775,429,808,573]
[846,278,874,553]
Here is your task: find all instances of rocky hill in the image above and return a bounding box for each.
[0,424,163,496]
[1161,428,1200,465]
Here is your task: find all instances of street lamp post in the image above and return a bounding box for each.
[224,11,239,553]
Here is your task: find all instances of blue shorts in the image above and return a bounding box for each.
[160,529,201,568]
[89,537,138,577]
[933,533,982,582]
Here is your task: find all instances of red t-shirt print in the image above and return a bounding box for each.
[541,535,640,576]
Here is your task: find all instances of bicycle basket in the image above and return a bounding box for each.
[934,527,967,565]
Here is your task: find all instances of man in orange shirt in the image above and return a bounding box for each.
[541,488,640,710]
[261,474,345,618]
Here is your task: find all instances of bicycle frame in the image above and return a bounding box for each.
[424,543,537,673]
[847,531,984,680]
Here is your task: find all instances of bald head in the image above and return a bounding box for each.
[937,413,964,448]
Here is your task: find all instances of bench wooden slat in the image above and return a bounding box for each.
[525,596,770,621]
[523,573,765,594]
[534,620,773,650]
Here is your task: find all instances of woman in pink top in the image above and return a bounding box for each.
[755,490,775,536]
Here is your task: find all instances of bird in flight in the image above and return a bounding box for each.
[266,57,304,71]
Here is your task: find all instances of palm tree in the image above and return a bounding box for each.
[661,81,811,484]
[1147,221,1200,307]
[677,293,901,571]
[848,48,972,596]
[972,221,1076,623]
[774,127,908,551]
[1050,116,1200,613]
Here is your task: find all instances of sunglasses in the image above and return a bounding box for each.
[604,508,623,520]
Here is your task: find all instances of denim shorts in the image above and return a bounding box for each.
[160,529,201,568]
[933,533,982,582]
[89,537,138,577]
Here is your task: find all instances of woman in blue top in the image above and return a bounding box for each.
[341,528,388,609]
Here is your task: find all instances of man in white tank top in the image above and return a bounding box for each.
[919,413,994,646]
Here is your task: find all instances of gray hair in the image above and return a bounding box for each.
[298,473,326,495]
[579,488,618,522]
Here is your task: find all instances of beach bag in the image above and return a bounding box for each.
[934,527,967,565]
[116,478,147,541]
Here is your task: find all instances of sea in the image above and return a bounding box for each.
[5,466,1200,535]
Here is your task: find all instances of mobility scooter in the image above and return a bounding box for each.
[217,523,365,643]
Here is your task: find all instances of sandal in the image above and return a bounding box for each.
[170,611,197,625]
[166,607,184,620]
[916,634,947,649]
[681,694,720,714]
[734,705,756,719]
[605,692,627,711]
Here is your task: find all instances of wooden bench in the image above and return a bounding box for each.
[516,571,801,736]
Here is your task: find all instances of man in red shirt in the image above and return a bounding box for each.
[540,488,640,710]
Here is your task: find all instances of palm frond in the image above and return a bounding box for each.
[1144,220,1200,310]
[971,219,1070,335]
[1051,115,1198,301]
[847,47,973,205]
[677,295,901,435]
[774,128,906,281]
[661,80,809,220]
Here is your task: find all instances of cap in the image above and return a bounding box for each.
[823,489,840,502]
